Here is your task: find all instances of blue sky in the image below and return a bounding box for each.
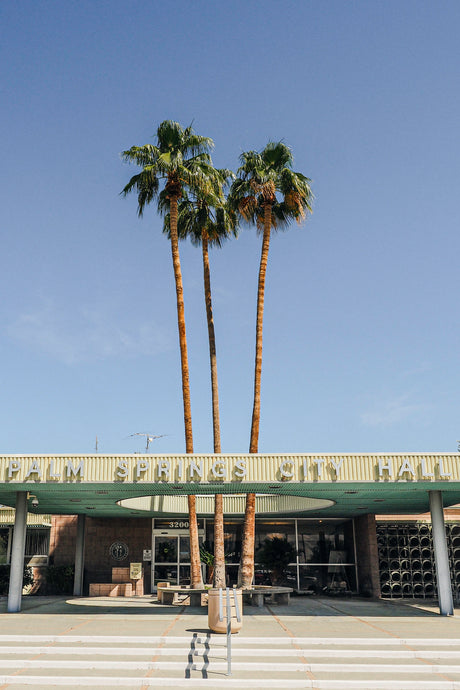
[1,0,459,455]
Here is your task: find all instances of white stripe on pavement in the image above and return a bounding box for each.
[1,676,460,688]
[1,660,460,674]
[0,635,460,646]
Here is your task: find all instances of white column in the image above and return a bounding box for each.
[429,490,454,616]
[73,514,86,596]
[7,492,28,613]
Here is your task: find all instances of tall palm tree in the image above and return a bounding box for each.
[169,172,237,588]
[121,120,214,589]
[228,142,313,588]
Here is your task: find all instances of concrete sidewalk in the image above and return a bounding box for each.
[0,595,460,688]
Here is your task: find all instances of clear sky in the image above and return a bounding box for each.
[1,0,459,456]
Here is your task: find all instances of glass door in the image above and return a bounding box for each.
[152,530,203,588]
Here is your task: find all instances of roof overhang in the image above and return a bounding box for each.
[1,453,460,519]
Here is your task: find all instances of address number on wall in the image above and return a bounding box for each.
[168,521,189,529]
[155,518,203,529]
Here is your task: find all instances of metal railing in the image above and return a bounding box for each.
[218,586,241,676]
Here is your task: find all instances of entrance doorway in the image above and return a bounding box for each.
[152,529,204,588]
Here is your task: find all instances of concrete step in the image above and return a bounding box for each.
[1,658,460,672]
[2,634,460,688]
[1,634,460,646]
[2,645,460,658]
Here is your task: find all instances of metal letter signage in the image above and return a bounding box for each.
[1,454,458,487]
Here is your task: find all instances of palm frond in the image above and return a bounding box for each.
[230,140,313,232]
[262,141,292,170]
[184,132,214,157]
[121,144,159,168]
[120,169,160,217]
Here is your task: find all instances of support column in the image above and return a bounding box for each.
[429,490,454,616]
[354,514,381,597]
[7,491,28,613]
[73,514,86,596]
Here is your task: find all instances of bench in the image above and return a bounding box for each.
[89,582,134,597]
[156,584,293,608]
[157,585,206,606]
[89,567,144,597]
[242,586,293,607]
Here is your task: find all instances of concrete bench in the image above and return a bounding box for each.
[89,583,133,597]
[89,567,144,597]
[242,586,293,607]
[157,586,206,607]
[157,585,293,608]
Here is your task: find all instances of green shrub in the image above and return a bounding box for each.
[45,565,74,594]
[0,564,34,596]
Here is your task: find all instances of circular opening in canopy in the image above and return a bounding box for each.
[117,494,334,516]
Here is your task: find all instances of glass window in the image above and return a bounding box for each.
[205,521,243,564]
[179,565,191,585]
[203,517,356,593]
[0,528,9,565]
[155,537,177,563]
[297,520,353,564]
[298,564,356,593]
[179,536,190,561]
[255,520,296,552]
[154,565,178,584]
[25,529,49,558]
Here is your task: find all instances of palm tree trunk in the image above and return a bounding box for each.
[169,195,203,589]
[169,197,193,453]
[202,233,222,453]
[213,493,225,587]
[187,494,202,587]
[238,203,272,589]
[202,232,225,588]
[249,204,271,453]
[238,492,256,588]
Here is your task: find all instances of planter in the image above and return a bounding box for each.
[207,588,243,634]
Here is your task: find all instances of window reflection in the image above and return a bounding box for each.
[297,521,353,564]
[204,518,356,592]
[155,537,177,563]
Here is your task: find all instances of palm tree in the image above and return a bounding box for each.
[170,172,237,588]
[228,141,313,588]
[121,120,215,589]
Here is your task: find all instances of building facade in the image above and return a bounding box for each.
[1,453,459,612]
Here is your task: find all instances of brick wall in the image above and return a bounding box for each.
[49,515,78,565]
[49,515,152,594]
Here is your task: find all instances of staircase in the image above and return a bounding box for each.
[1,633,460,688]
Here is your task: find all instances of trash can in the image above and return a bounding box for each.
[207,588,243,634]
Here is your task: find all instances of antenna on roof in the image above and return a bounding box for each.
[95,435,99,453]
[128,432,167,452]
